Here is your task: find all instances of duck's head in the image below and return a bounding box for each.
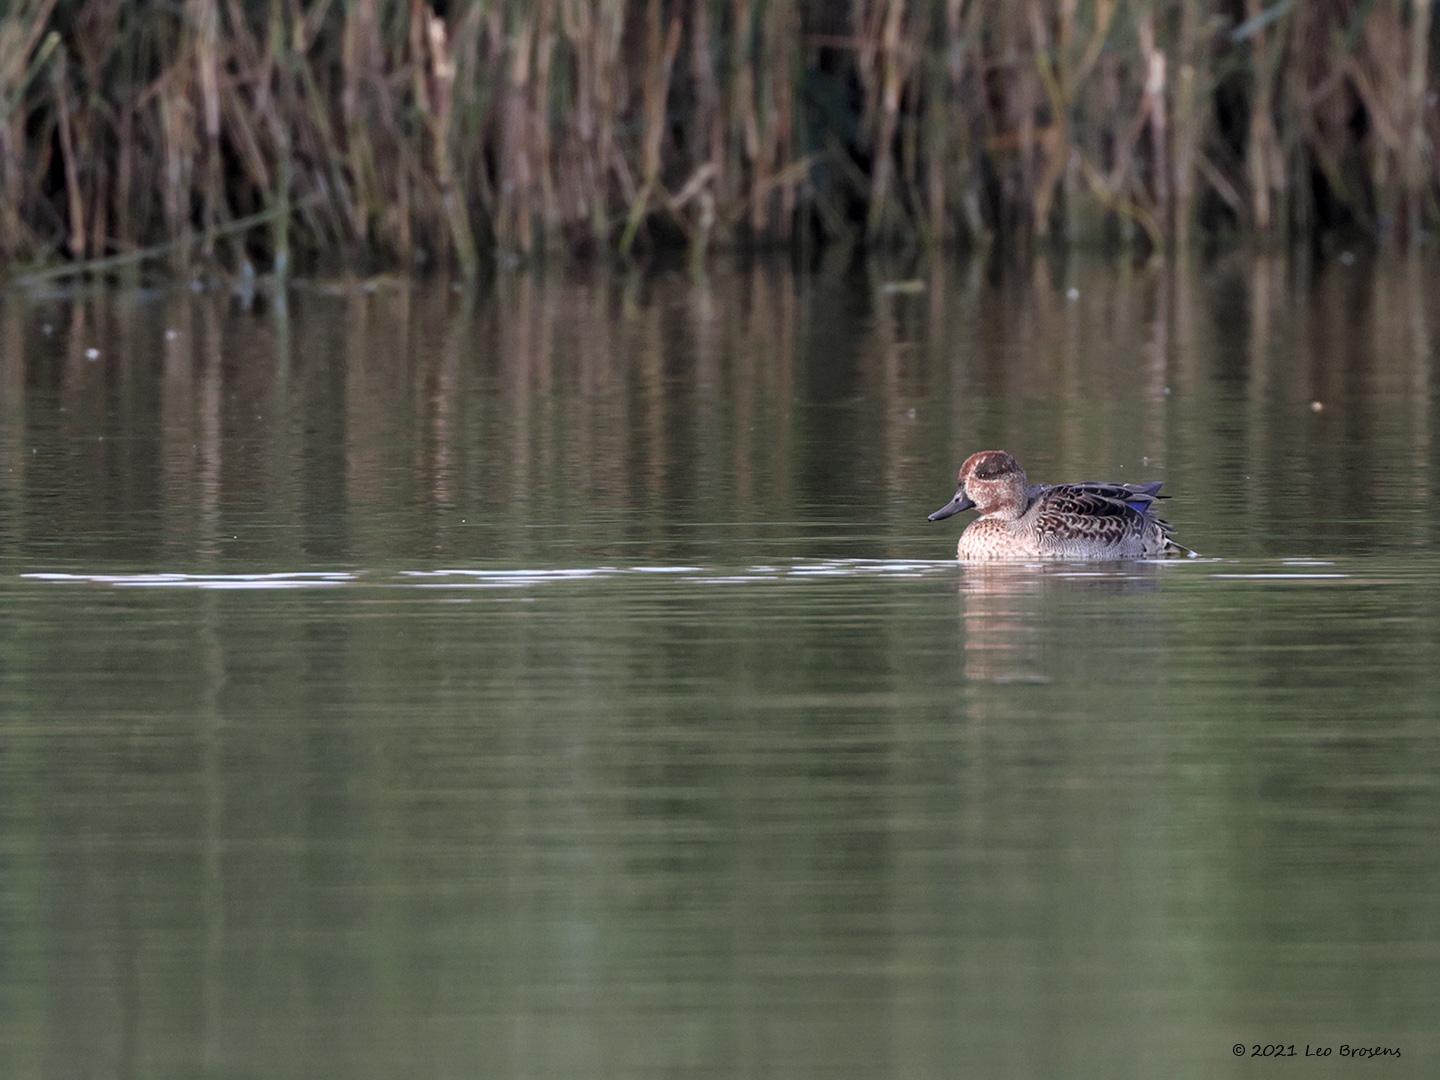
[928,450,1028,521]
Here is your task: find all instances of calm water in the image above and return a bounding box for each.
[1,255,1438,1078]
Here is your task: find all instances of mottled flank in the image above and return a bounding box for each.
[928,450,1192,561]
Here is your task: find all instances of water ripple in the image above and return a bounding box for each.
[16,559,1399,592]
[22,571,356,590]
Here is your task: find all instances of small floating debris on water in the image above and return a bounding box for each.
[165,328,179,341]
[1339,251,1356,266]
[41,323,53,335]
[84,347,101,361]
[879,279,926,295]
[1066,287,1081,301]
[1310,400,1324,413]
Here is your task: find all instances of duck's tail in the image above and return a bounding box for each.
[1164,536,1200,558]
[1151,515,1198,558]
[1156,525,1198,558]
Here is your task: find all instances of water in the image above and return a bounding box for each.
[1,255,1438,1078]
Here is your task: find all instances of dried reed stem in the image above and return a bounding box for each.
[0,0,1437,276]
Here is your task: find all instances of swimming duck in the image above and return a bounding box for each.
[928,450,1192,560]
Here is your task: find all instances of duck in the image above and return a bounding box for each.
[928,450,1192,560]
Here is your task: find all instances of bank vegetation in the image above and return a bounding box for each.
[1,1,1436,277]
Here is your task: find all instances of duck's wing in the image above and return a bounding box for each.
[1029,485,1188,552]
[1031,487,1148,520]
[1026,481,1165,515]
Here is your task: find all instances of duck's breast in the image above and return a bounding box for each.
[957,518,1039,560]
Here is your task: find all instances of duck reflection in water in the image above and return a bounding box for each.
[956,563,1165,685]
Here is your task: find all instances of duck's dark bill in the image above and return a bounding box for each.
[927,494,976,522]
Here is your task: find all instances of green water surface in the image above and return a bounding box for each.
[1,256,1437,1078]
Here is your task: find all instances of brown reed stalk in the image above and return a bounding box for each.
[849,0,910,240]
[0,0,59,258]
[1170,0,1210,244]
[1026,0,1068,240]
[1355,4,1411,237]
[415,5,478,277]
[342,0,383,247]
[1404,0,1434,244]
[50,45,85,259]
[1135,5,1170,236]
[1243,0,1286,233]
[619,0,681,254]
[675,1,721,255]
[190,0,222,257]
[1,0,1438,275]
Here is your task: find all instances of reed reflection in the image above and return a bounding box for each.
[0,252,1436,568]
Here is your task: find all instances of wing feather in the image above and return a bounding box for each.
[1028,485,1181,554]
[1026,480,1166,514]
[1034,488,1143,519]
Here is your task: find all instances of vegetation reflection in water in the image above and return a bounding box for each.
[2,253,1437,566]
[0,256,1437,1078]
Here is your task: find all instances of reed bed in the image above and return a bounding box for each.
[1,0,1436,276]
